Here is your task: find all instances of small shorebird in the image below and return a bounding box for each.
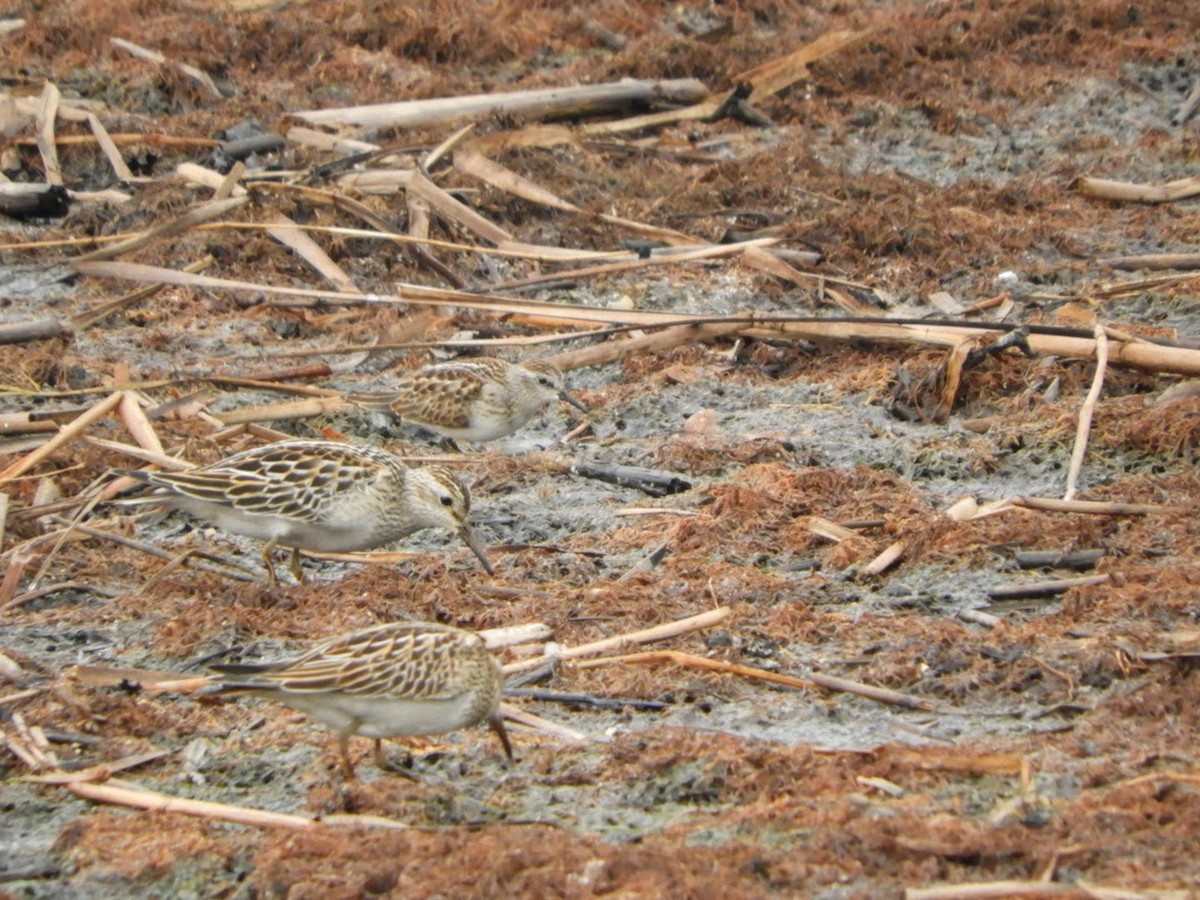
[203,621,512,777]
[116,439,493,583]
[350,358,587,445]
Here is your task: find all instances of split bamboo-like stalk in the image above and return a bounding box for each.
[110,37,223,100]
[1063,323,1108,501]
[74,196,248,263]
[69,779,318,829]
[1076,174,1200,203]
[35,81,62,186]
[0,392,123,485]
[71,262,1200,377]
[502,607,733,674]
[292,78,711,128]
[0,317,71,345]
[575,649,937,712]
[904,880,1106,899]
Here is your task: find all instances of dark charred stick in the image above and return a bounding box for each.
[988,574,1108,600]
[964,326,1035,367]
[567,462,692,497]
[0,183,70,219]
[708,82,753,122]
[218,133,285,162]
[1013,549,1105,571]
[617,542,670,582]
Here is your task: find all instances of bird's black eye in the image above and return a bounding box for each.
[538,376,553,387]
[440,496,454,507]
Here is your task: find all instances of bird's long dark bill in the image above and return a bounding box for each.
[490,715,514,761]
[460,526,495,575]
[558,390,588,413]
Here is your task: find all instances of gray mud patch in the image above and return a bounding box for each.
[4,0,1200,895]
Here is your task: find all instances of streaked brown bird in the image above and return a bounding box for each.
[203,621,512,777]
[117,439,492,583]
[351,358,587,445]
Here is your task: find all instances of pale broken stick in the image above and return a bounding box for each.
[292,77,710,129]
[69,256,216,330]
[285,126,379,155]
[70,777,317,830]
[575,649,939,713]
[85,113,135,182]
[177,163,363,294]
[214,395,350,426]
[547,321,747,373]
[8,722,485,833]
[1097,252,1200,271]
[455,149,701,246]
[987,574,1110,601]
[23,751,171,786]
[904,880,1137,900]
[42,517,259,584]
[489,237,781,292]
[934,335,982,424]
[860,496,1012,578]
[1013,497,1185,516]
[35,81,63,186]
[110,37,223,100]
[117,391,165,456]
[499,702,590,744]
[71,260,706,329]
[0,391,123,485]
[422,122,475,172]
[1064,323,1108,501]
[73,195,248,263]
[406,168,513,245]
[5,718,349,830]
[406,188,465,289]
[1174,76,1200,126]
[1075,173,1200,204]
[503,607,733,675]
[0,545,29,608]
[0,317,68,345]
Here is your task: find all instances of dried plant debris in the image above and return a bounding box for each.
[4,0,1200,895]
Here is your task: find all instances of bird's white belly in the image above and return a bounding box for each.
[168,497,377,552]
[450,406,537,442]
[280,691,484,738]
[172,497,297,542]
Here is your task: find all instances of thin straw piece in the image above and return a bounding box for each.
[503,607,732,674]
[69,778,316,829]
[1064,323,1108,501]
[576,649,938,712]
[35,81,62,185]
[86,113,135,182]
[0,392,122,485]
[74,196,249,263]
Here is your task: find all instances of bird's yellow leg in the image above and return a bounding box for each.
[288,546,305,584]
[338,732,357,780]
[261,539,279,587]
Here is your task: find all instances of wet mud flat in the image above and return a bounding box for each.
[3,1,1200,897]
